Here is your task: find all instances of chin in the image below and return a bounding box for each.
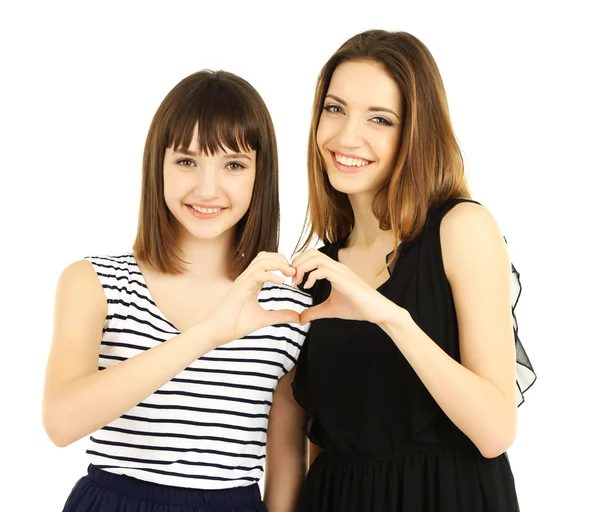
[327,172,374,196]
[179,222,235,242]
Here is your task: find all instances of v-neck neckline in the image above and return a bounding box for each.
[130,254,181,334]
[331,235,401,293]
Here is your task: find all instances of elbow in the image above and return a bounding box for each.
[43,421,74,448]
[476,399,518,459]
[42,408,76,448]
[477,426,516,459]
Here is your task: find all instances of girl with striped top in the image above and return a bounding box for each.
[42,70,311,512]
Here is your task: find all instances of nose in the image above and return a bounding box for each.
[193,168,219,199]
[338,114,363,148]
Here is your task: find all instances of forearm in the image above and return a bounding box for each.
[379,305,516,457]
[44,320,220,446]
[264,450,306,512]
[264,370,307,512]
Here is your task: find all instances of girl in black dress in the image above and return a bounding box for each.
[291,30,536,511]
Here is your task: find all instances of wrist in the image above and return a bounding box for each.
[192,317,224,352]
[376,300,413,335]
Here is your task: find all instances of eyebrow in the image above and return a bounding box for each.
[325,94,400,120]
[173,148,252,161]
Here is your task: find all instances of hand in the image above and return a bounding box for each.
[292,249,400,325]
[208,252,300,345]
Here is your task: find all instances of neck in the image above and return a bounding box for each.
[347,193,392,248]
[174,226,235,279]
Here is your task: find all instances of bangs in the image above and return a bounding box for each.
[164,81,260,155]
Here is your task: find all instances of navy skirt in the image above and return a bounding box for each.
[63,465,267,512]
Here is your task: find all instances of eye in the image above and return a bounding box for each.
[370,116,393,126]
[176,158,196,167]
[323,104,344,114]
[225,161,247,171]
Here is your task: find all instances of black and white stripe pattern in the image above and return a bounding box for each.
[84,254,311,489]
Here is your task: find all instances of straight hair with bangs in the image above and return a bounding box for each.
[133,70,279,277]
[297,30,470,261]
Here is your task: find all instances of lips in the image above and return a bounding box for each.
[185,204,226,219]
[329,150,374,174]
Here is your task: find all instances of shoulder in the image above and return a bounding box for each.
[84,253,143,283]
[439,200,499,237]
[59,259,100,286]
[60,253,135,288]
[55,259,107,312]
[84,253,137,273]
[59,253,137,296]
[439,202,509,282]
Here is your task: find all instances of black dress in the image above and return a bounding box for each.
[292,198,536,512]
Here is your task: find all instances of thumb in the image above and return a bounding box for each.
[264,309,301,327]
[300,302,332,325]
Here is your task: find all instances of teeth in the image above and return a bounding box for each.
[335,153,371,167]
[191,206,222,213]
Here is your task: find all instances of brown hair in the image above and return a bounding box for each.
[133,70,279,277]
[297,30,470,259]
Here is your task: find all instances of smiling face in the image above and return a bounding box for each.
[316,59,403,199]
[163,126,257,243]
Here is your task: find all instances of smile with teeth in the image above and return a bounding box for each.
[333,152,372,167]
[189,205,223,213]
[190,204,222,213]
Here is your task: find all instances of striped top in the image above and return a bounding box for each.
[84,253,312,489]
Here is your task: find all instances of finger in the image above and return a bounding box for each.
[300,302,332,324]
[257,253,296,277]
[249,251,291,267]
[263,309,301,327]
[252,270,286,285]
[290,248,325,269]
[247,254,295,278]
[294,256,338,287]
[293,254,332,286]
[303,268,330,289]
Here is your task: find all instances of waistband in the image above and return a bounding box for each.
[87,465,263,507]
[319,437,480,464]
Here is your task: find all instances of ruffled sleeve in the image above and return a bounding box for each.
[291,330,325,445]
[511,262,537,405]
[407,202,537,443]
[290,241,342,447]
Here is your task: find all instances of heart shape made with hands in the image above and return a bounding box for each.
[288,248,389,326]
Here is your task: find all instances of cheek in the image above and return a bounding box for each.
[163,169,193,206]
[162,170,175,199]
[163,171,180,200]
[316,116,334,148]
[377,132,400,164]
[230,173,256,207]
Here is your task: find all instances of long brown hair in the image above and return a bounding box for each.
[297,30,470,259]
[133,70,279,277]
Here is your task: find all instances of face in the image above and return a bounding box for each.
[316,59,402,197]
[163,128,256,243]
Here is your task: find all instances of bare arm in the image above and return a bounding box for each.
[263,369,307,512]
[42,261,225,446]
[43,253,299,447]
[378,203,517,458]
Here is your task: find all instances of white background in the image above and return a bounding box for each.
[1,1,598,510]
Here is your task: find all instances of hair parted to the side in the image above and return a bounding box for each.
[133,70,280,278]
[296,30,470,261]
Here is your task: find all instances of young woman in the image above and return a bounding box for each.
[43,70,311,512]
[291,30,536,511]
